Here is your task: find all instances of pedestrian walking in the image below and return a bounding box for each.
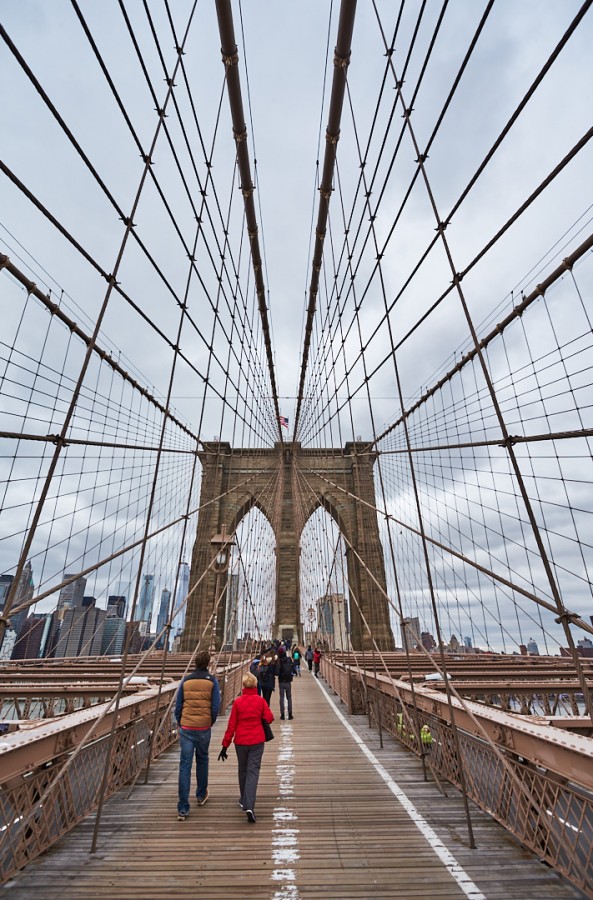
[218,672,274,824]
[249,652,262,695]
[291,645,302,676]
[277,646,294,719]
[305,645,314,672]
[175,650,220,820]
[313,647,322,678]
[258,646,277,705]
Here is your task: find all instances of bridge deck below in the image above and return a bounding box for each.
[3,670,584,898]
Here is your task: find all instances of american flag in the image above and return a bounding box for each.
[279,415,289,429]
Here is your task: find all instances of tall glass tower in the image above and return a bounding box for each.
[137,574,155,626]
[170,562,189,648]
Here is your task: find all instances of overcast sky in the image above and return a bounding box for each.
[1,1,592,652]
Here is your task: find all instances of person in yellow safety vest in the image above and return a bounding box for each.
[420,723,433,750]
[396,713,432,749]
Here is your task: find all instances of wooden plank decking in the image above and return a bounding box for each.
[2,671,585,899]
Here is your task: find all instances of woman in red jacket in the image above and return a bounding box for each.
[218,672,274,823]
[313,647,322,678]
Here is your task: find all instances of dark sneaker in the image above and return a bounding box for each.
[237,800,244,809]
[177,812,188,821]
[288,715,294,720]
[280,714,285,720]
[246,809,256,824]
[197,789,209,807]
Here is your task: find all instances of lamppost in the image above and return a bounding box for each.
[210,524,235,654]
[307,605,315,644]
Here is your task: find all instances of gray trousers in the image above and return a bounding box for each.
[235,742,265,812]
[279,681,292,716]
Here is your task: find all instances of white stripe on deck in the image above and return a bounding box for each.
[317,678,486,900]
[271,723,301,899]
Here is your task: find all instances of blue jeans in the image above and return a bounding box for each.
[178,727,211,815]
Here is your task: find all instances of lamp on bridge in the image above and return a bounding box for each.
[210,524,235,653]
[307,604,315,643]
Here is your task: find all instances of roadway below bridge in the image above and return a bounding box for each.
[2,668,585,899]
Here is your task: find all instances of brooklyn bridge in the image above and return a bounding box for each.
[0,0,592,896]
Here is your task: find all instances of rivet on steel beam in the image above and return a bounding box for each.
[222,47,239,66]
[333,51,351,68]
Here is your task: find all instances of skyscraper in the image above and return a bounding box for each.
[54,603,106,657]
[0,574,13,608]
[137,574,155,626]
[1,562,35,639]
[57,573,87,612]
[10,614,53,660]
[401,616,421,652]
[101,617,126,655]
[107,595,126,619]
[156,587,171,649]
[170,562,189,648]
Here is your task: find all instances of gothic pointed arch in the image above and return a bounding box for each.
[182,441,394,651]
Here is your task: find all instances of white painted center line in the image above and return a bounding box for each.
[271,724,301,899]
[316,678,486,900]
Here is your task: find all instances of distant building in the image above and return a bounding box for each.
[53,603,106,657]
[137,574,155,626]
[401,617,421,652]
[155,588,171,649]
[464,635,473,649]
[125,621,144,655]
[11,615,47,660]
[57,572,87,612]
[107,595,126,619]
[101,617,126,655]
[0,563,34,640]
[526,637,540,655]
[317,593,350,650]
[0,630,17,661]
[561,641,593,658]
[421,631,436,651]
[170,562,190,648]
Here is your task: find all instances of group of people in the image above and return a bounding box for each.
[175,643,323,825]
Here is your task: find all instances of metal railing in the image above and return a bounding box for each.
[0,659,248,883]
[322,657,593,896]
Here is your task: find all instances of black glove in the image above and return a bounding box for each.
[218,747,228,761]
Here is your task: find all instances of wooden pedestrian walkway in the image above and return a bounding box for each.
[2,671,585,899]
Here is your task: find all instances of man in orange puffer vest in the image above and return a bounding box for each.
[175,650,221,820]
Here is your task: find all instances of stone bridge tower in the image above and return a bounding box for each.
[181,441,394,651]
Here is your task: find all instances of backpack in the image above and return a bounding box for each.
[249,659,260,677]
[258,662,273,687]
[293,650,300,661]
[278,656,293,681]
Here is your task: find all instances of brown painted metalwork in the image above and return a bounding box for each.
[0,658,248,883]
[322,656,593,894]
